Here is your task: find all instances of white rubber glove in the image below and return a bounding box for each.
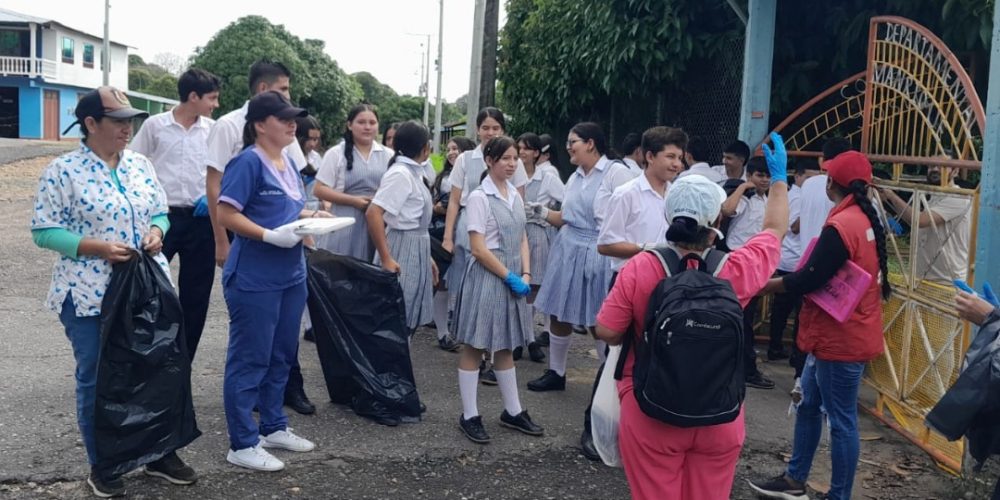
[262,225,304,248]
[531,203,549,222]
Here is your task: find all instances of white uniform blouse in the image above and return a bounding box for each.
[465,176,521,250]
[372,157,432,231]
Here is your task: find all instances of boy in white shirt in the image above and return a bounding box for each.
[131,68,220,361]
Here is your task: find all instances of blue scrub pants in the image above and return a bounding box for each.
[223,281,307,451]
[58,295,99,466]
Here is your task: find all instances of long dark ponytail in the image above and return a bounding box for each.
[433,136,475,196]
[343,103,378,171]
[847,180,892,300]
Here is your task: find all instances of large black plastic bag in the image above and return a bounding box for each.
[305,249,421,423]
[95,252,200,477]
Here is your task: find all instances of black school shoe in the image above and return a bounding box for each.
[144,451,198,485]
[746,474,809,499]
[480,367,498,386]
[499,410,544,436]
[285,391,316,415]
[438,335,460,352]
[528,342,546,362]
[459,414,491,444]
[580,429,601,461]
[303,328,315,342]
[746,372,776,390]
[535,331,550,346]
[87,470,125,498]
[527,369,565,391]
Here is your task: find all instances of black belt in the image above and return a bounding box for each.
[169,206,195,215]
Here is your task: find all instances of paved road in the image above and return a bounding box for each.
[0,157,971,499]
[0,138,76,165]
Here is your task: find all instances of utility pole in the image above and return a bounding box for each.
[737,0,776,149]
[975,1,1000,289]
[422,34,431,126]
[102,0,110,86]
[433,0,445,153]
[466,0,485,138]
[479,0,499,109]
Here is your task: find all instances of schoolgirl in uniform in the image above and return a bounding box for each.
[217,91,320,472]
[442,108,529,383]
[430,136,476,351]
[517,132,564,362]
[441,108,529,296]
[536,133,561,179]
[366,120,437,332]
[528,122,631,392]
[453,136,543,444]
[314,103,392,261]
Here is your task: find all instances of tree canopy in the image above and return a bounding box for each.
[188,16,362,142]
[128,54,178,100]
[498,0,993,149]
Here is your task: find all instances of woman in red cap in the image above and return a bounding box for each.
[749,150,890,500]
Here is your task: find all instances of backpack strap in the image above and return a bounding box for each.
[702,248,730,277]
[646,247,683,277]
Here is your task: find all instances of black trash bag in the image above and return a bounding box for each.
[305,249,421,423]
[95,252,200,478]
[429,236,452,278]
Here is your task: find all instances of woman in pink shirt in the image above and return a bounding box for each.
[595,134,789,500]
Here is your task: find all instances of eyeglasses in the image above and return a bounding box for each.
[566,139,584,148]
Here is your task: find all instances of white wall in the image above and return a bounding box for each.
[43,27,128,90]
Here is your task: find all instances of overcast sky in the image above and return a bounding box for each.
[5,0,502,102]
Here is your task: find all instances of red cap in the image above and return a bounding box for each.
[824,151,873,186]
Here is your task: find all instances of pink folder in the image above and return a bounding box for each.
[796,238,874,323]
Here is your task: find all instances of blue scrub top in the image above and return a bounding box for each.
[219,146,306,292]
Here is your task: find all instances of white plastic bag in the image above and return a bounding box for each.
[590,345,623,467]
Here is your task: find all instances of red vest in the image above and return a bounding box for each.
[796,197,885,362]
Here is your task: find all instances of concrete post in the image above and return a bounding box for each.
[974,1,1000,288]
[466,0,485,139]
[737,0,777,149]
[28,22,37,77]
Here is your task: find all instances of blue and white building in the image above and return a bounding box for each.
[0,7,175,140]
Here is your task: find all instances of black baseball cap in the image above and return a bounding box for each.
[246,91,308,121]
[63,86,148,134]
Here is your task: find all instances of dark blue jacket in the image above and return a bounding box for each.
[926,310,1000,468]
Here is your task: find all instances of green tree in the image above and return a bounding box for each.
[128,55,178,100]
[189,16,362,141]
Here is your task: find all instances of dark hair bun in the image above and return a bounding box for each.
[665,216,699,243]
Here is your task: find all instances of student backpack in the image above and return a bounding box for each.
[617,247,746,428]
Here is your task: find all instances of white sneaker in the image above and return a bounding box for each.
[227,444,285,472]
[260,428,316,452]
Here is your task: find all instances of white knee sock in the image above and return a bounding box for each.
[303,309,312,330]
[433,291,450,339]
[548,334,571,376]
[494,367,523,416]
[595,339,607,364]
[458,369,479,419]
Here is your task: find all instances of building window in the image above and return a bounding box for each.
[83,44,94,68]
[61,37,74,64]
[0,29,30,58]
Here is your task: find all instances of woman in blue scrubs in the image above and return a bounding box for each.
[217,91,320,472]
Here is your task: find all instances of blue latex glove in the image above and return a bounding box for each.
[984,282,1000,308]
[761,132,788,185]
[504,271,531,297]
[954,279,975,295]
[193,195,209,217]
[887,217,905,236]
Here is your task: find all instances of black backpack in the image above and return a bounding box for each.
[620,247,746,428]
